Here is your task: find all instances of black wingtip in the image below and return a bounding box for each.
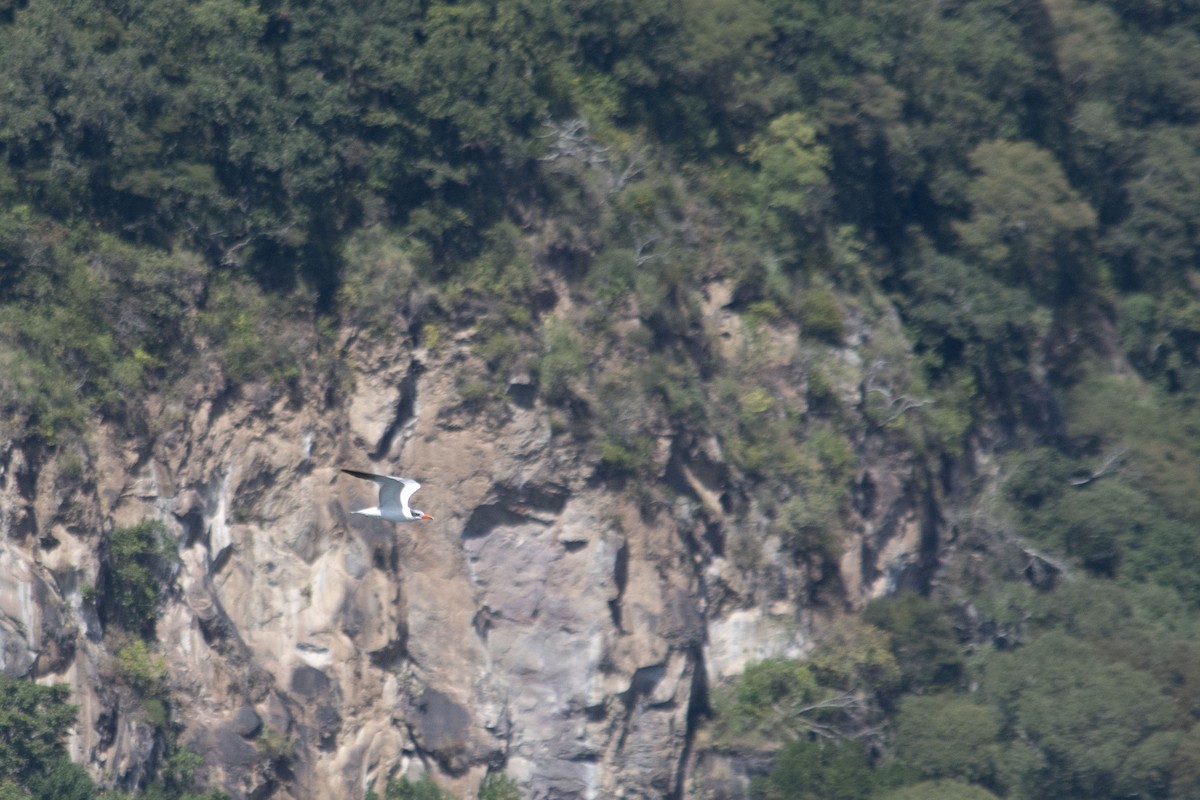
[340,468,375,480]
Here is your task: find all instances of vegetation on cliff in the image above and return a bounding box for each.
[3,0,1200,797]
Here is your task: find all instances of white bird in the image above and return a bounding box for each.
[341,469,434,522]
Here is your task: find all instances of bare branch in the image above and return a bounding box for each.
[1069,446,1127,486]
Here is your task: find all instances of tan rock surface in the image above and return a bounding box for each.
[0,295,939,799]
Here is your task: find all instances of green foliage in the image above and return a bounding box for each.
[477,773,520,800]
[797,286,843,344]
[197,279,304,388]
[746,112,831,267]
[26,759,95,800]
[538,318,586,403]
[983,631,1175,799]
[100,520,175,638]
[806,618,900,695]
[383,775,457,800]
[337,227,418,337]
[894,695,1001,785]
[862,593,963,691]
[596,435,655,478]
[256,726,296,763]
[878,780,999,800]
[749,738,877,800]
[0,677,77,786]
[116,639,168,699]
[708,658,860,746]
[0,221,199,438]
[955,140,1097,305]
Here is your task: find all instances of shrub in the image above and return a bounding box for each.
[894,695,1002,784]
[383,775,457,800]
[710,659,825,744]
[116,638,167,698]
[0,677,77,784]
[750,739,875,800]
[99,520,175,638]
[478,773,521,800]
[799,286,844,344]
[863,593,964,691]
[538,319,586,403]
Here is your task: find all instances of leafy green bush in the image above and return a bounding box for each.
[197,279,303,388]
[538,319,586,403]
[798,287,844,344]
[337,227,418,337]
[382,775,457,800]
[878,780,999,800]
[478,773,521,800]
[0,677,77,785]
[983,631,1175,800]
[894,695,1001,785]
[597,436,655,478]
[862,593,963,691]
[749,739,877,800]
[806,618,900,695]
[710,659,824,745]
[100,520,176,638]
[116,638,168,699]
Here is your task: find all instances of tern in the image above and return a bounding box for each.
[341,469,434,522]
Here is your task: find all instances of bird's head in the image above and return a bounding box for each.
[416,511,434,521]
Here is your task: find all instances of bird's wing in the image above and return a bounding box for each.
[342,469,419,514]
[398,478,422,514]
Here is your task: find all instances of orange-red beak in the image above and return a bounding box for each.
[421,513,434,521]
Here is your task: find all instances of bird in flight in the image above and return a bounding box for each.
[341,469,434,522]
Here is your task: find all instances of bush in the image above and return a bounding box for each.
[807,618,900,695]
[894,695,1001,784]
[0,677,78,785]
[710,659,823,744]
[879,780,1000,800]
[862,593,964,691]
[478,773,521,800]
[198,278,304,387]
[383,775,457,800]
[799,287,844,344]
[750,739,875,800]
[99,520,175,638]
[116,639,167,698]
[539,319,586,403]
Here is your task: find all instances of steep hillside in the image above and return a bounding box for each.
[0,269,944,798]
[4,0,1200,799]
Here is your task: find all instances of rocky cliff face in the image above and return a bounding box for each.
[0,279,939,799]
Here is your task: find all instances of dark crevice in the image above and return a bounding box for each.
[370,361,420,460]
[609,539,629,631]
[669,645,709,800]
[462,504,531,539]
[461,482,569,539]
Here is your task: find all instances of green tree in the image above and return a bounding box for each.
[746,112,831,266]
[383,774,457,800]
[862,593,963,691]
[0,678,78,785]
[894,695,1001,785]
[750,739,875,800]
[0,677,103,799]
[983,631,1175,799]
[478,773,521,800]
[100,520,175,637]
[955,140,1097,304]
[879,780,999,800]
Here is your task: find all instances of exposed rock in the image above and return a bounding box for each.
[234,706,263,738]
[0,285,942,800]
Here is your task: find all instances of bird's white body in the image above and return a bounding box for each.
[341,469,433,522]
